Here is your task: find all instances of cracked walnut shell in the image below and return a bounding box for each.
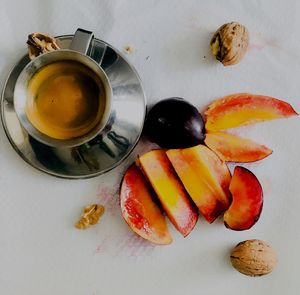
[27,32,60,60]
[210,22,249,66]
[75,204,105,229]
[230,240,278,276]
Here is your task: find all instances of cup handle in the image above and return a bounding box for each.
[70,28,94,55]
[70,28,107,66]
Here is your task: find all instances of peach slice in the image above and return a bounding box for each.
[139,150,198,237]
[205,93,298,131]
[166,145,231,223]
[120,164,172,245]
[204,132,273,162]
[224,166,263,231]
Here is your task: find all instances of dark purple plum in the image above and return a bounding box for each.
[145,98,205,149]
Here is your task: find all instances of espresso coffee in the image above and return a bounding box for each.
[26,60,106,140]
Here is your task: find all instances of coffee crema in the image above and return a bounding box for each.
[26,60,106,140]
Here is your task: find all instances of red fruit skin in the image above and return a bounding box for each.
[224,166,263,231]
[120,164,172,245]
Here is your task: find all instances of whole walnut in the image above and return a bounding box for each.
[211,22,249,66]
[230,239,278,277]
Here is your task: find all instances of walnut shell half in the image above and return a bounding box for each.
[27,33,60,60]
[230,239,278,277]
[210,22,249,66]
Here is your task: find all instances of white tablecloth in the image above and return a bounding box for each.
[0,1,299,294]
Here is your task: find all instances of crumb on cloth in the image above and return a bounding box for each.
[124,45,136,54]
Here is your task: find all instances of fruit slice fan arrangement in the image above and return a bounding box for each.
[120,93,297,245]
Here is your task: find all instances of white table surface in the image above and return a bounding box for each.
[1,1,300,294]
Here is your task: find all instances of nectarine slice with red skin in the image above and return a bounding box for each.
[204,131,273,163]
[120,164,172,245]
[167,145,231,223]
[139,150,198,237]
[205,93,298,131]
[224,166,263,231]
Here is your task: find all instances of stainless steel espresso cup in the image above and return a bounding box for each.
[14,29,112,148]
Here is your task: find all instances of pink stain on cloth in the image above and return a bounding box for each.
[261,178,272,194]
[97,186,120,216]
[95,186,156,257]
[249,34,279,51]
[94,233,155,257]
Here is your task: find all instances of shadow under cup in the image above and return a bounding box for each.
[14,50,112,148]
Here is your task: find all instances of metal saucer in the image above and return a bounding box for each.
[1,35,146,179]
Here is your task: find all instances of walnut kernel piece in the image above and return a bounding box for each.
[75,204,105,230]
[27,33,60,60]
[230,239,278,277]
[210,22,249,66]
